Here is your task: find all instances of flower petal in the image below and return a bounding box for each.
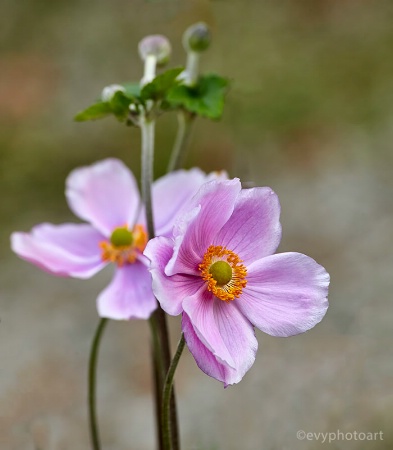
[214,187,282,264]
[182,312,226,383]
[66,158,140,236]
[165,179,241,276]
[183,290,257,384]
[237,252,329,337]
[97,262,157,320]
[153,168,228,237]
[144,236,204,316]
[182,313,255,386]
[11,223,106,278]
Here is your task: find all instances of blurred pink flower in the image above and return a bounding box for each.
[11,158,225,320]
[145,179,330,385]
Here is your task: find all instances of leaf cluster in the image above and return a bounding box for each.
[74,69,228,124]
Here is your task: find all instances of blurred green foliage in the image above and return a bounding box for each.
[1,0,393,234]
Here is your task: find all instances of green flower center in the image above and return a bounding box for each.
[110,227,134,247]
[209,260,232,286]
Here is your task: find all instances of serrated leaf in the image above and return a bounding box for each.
[141,67,183,101]
[167,74,229,119]
[74,102,112,121]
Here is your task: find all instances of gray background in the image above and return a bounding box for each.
[1,0,392,448]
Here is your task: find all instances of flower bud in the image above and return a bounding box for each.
[101,84,125,102]
[138,35,171,66]
[183,22,211,52]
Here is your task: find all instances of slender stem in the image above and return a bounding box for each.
[162,334,186,450]
[141,113,180,450]
[141,118,156,239]
[149,316,164,382]
[88,318,108,450]
[184,51,200,87]
[141,54,157,86]
[149,316,166,450]
[167,111,195,172]
[151,307,180,450]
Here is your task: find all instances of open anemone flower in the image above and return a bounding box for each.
[11,158,226,320]
[145,179,330,386]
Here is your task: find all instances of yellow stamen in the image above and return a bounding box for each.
[199,245,247,302]
[99,224,148,267]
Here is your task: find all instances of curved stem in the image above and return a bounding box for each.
[167,111,195,172]
[162,334,186,450]
[88,318,108,450]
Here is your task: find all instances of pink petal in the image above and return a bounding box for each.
[144,236,203,316]
[153,168,228,237]
[237,252,329,337]
[214,187,282,264]
[182,313,255,386]
[97,262,157,320]
[66,158,140,236]
[182,313,226,382]
[165,179,241,276]
[183,290,257,382]
[11,223,106,278]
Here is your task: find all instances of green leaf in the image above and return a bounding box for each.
[121,82,141,99]
[141,67,183,101]
[74,90,137,123]
[74,102,112,121]
[167,74,229,119]
[109,91,133,120]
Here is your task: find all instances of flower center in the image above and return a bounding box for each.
[199,245,247,302]
[209,261,232,285]
[100,225,147,266]
[110,227,134,247]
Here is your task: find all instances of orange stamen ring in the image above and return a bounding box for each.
[199,245,247,302]
[99,224,148,267]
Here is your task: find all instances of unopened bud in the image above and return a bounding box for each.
[101,84,125,102]
[183,22,211,52]
[138,35,171,66]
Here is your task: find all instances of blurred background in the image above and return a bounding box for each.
[1,0,393,448]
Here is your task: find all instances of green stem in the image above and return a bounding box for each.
[149,316,165,450]
[167,111,195,172]
[88,318,108,450]
[141,118,156,239]
[162,334,186,450]
[141,115,180,450]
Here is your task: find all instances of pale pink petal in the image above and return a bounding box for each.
[153,168,228,237]
[237,252,329,337]
[182,312,256,386]
[66,158,140,236]
[182,313,226,382]
[97,262,157,320]
[212,300,257,385]
[183,290,258,379]
[165,179,241,276]
[144,236,203,316]
[214,187,282,264]
[11,223,106,278]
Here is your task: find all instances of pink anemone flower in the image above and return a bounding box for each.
[144,179,330,385]
[11,158,225,320]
